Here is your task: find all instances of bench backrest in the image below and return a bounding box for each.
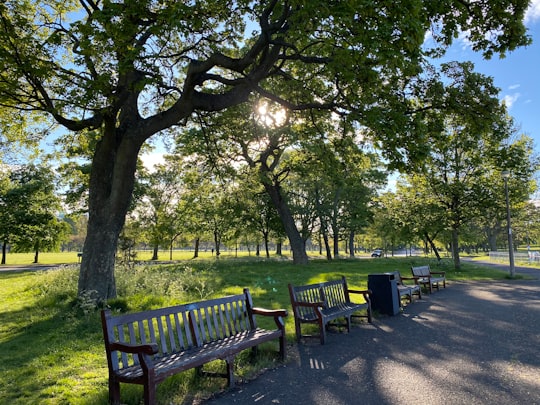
[411,265,430,277]
[101,289,256,372]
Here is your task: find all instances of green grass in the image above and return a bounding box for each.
[0,249,338,265]
[0,255,517,404]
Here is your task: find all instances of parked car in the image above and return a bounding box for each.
[371,249,383,257]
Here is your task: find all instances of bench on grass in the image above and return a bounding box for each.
[101,289,287,405]
[288,276,372,344]
[391,271,422,304]
[411,265,446,293]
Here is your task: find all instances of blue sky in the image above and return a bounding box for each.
[441,2,540,152]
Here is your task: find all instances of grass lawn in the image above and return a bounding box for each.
[0,255,516,404]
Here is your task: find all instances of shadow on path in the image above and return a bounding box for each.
[203,279,540,405]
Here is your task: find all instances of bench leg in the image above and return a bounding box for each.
[143,377,156,405]
[318,318,326,344]
[294,320,302,342]
[279,335,286,361]
[109,377,121,405]
[225,357,235,387]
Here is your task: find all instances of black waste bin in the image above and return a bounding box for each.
[368,273,400,316]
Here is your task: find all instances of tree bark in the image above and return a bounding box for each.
[331,217,340,258]
[1,240,6,264]
[263,182,308,264]
[424,232,442,262]
[451,227,461,270]
[152,245,159,261]
[214,231,221,256]
[263,232,270,258]
[78,130,141,301]
[348,231,355,258]
[322,231,332,260]
[193,237,200,258]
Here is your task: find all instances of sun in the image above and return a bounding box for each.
[256,102,287,128]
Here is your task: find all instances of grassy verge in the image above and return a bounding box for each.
[0,256,516,404]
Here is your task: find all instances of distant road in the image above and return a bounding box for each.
[0,263,64,273]
[460,256,540,279]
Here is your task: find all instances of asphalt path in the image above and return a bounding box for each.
[0,263,63,272]
[202,263,540,405]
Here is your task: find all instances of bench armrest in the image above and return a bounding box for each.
[347,289,372,305]
[109,342,159,356]
[348,288,372,296]
[252,307,288,318]
[252,307,288,330]
[430,271,446,276]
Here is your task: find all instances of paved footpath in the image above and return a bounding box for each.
[203,267,540,405]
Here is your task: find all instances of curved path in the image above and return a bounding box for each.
[203,270,540,404]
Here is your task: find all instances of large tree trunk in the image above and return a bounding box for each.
[151,245,159,261]
[263,182,308,264]
[78,131,141,302]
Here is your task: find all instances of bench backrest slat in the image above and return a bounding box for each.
[322,279,347,308]
[177,311,192,349]
[156,316,168,354]
[165,315,177,352]
[116,325,129,368]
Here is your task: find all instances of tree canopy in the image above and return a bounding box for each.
[0,0,531,301]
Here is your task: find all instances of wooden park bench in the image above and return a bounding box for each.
[101,289,287,405]
[411,265,446,293]
[391,271,422,304]
[288,276,372,344]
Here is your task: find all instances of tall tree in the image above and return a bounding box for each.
[0,1,530,300]
[0,164,67,264]
[133,157,185,260]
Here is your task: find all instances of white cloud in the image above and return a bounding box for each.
[525,0,540,24]
[508,84,521,90]
[503,93,520,108]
